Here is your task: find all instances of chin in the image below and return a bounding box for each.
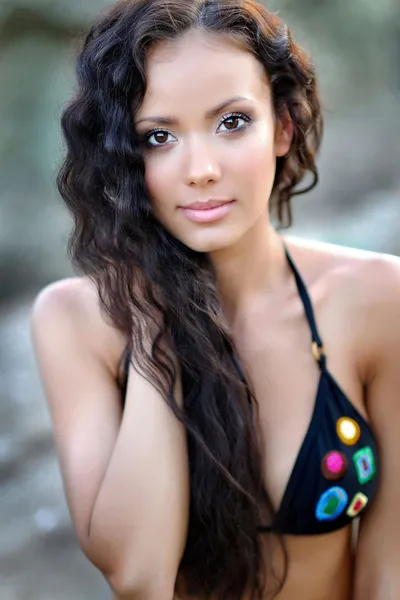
[179,230,241,254]
[156,214,245,254]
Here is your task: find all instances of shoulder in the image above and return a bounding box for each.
[31,277,99,343]
[285,235,400,299]
[286,235,400,377]
[30,277,127,376]
[32,276,95,319]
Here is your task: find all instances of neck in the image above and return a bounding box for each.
[208,215,290,322]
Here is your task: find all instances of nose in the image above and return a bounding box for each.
[184,136,221,187]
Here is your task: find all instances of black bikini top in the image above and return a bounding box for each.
[119,245,379,536]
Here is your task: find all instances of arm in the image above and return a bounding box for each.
[30,279,189,599]
[353,256,400,600]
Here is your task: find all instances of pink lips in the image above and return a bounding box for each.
[179,199,235,223]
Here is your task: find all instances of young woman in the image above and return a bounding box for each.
[30,1,400,599]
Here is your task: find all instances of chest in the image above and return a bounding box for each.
[231,299,364,513]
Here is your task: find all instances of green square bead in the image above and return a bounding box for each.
[352,446,376,485]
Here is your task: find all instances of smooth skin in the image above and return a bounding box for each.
[31,30,400,600]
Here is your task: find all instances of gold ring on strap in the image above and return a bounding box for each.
[311,341,325,363]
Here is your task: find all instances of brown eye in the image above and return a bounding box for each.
[224,116,240,130]
[217,113,251,134]
[153,131,169,143]
[145,129,175,148]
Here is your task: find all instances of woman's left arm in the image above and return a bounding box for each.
[353,255,400,600]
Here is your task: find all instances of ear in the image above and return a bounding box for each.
[274,109,294,157]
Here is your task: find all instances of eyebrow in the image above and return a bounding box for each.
[135,95,252,127]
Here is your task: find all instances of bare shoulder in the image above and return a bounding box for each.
[30,276,127,376]
[31,276,96,329]
[285,234,400,300]
[285,235,400,374]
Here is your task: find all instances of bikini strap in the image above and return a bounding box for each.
[283,243,327,370]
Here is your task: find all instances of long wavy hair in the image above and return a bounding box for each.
[57,1,323,598]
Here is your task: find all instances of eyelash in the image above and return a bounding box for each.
[143,112,253,149]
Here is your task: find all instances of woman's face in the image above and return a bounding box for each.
[134,29,292,253]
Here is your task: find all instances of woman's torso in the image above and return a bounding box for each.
[89,236,377,599]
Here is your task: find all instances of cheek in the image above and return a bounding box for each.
[231,130,277,195]
[143,156,183,238]
[145,157,164,198]
[144,156,174,212]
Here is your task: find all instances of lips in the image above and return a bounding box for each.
[183,199,233,210]
[179,199,235,223]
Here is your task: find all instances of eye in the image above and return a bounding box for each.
[217,112,252,133]
[144,129,177,148]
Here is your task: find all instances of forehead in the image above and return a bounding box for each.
[136,29,270,118]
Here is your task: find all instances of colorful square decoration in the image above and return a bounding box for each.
[352,446,376,485]
[346,492,368,517]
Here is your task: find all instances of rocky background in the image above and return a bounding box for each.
[0,0,399,598]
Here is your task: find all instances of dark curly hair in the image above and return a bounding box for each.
[57,1,323,598]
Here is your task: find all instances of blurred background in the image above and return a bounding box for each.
[0,0,399,598]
